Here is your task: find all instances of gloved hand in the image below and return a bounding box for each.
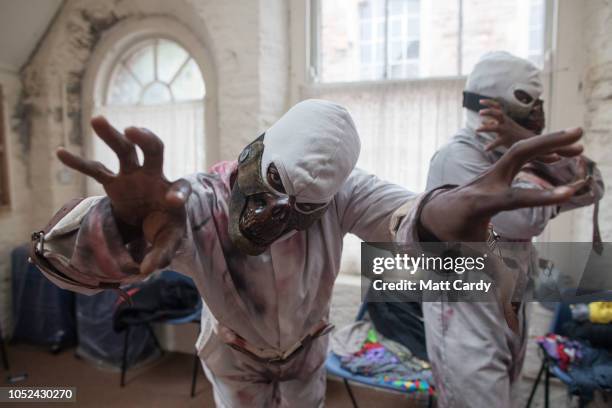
[56,116,192,276]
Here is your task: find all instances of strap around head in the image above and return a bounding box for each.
[463,91,494,113]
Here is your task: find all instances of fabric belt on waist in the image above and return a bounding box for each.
[218,320,334,365]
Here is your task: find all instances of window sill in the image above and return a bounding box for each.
[304,75,468,91]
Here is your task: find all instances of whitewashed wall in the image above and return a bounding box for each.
[1,0,291,334]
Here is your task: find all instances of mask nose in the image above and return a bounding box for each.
[247,194,291,222]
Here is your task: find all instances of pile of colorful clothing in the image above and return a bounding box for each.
[536,333,612,399]
[330,320,434,395]
[536,334,583,371]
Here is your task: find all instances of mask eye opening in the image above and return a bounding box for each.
[513,89,534,105]
[266,163,287,194]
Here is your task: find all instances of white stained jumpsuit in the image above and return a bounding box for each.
[423,52,605,408]
[35,100,425,407]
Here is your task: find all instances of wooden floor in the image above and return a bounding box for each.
[4,282,608,407]
[1,344,427,408]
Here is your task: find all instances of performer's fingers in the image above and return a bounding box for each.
[165,179,192,208]
[481,181,587,215]
[477,119,499,131]
[480,99,502,109]
[124,127,164,174]
[554,144,584,157]
[140,227,181,276]
[494,128,583,182]
[484,137,504,151]
[91,116,139,173]
[535,153,562,163]
[56,147,115,184]
[479,108,505,123]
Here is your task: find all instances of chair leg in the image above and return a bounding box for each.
[146,324,163,354]
[544,362,550,408]
[343,378,359,408]
[191,351,199,397]
[0,332,9,371]
[121,327,130,387]
[526,360,546,408]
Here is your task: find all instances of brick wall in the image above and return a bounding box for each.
[576,0,612,241]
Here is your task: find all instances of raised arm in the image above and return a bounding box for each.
[30,117,193,293]
[420,128,587,242]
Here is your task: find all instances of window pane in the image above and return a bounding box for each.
[360,22,370,41]
[125,43,155,85]
[461,0,546,74]
[390,41,403,61]
[319,0,385,82]
[406,0,420,14]
[406,40,419,59]
[376,21,385,38]
[157,39,189,83]
[406,18,419,37]
[171,59,206,101]
[107,66,141,105]
[360,45,371,64]
[389,0,404,15]
[317,0,545,82]
[142,82,172,105]
[390,19,402,37]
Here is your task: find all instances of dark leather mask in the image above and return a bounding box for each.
[228,134,329,255]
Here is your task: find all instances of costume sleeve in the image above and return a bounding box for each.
[334,168,422,242]
[426,140,596,240]
[522,156,605,211]
[30,175,210,295]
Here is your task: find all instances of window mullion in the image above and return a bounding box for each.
[457,0,463,75]
[384,0,390,79]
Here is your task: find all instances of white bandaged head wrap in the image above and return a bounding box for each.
[465,51,543,135]
[261,99,361,203]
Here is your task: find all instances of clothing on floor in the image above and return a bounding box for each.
[589,302,612,324]
[367,300,428,360]
[562,320,612,351]
[537,334,612,399]
[537,334,583,371]
[113,277,200,332]
[329,320,371,357]
[332,321,432,394]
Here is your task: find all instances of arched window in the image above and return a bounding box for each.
[93,38,206,183]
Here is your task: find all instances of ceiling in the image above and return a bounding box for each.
[0,0,63,73]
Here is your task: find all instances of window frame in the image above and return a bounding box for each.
[308,0,553,86]
[104,37,206,107]
[0,85,10,208]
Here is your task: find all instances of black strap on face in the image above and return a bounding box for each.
[463,91,495,113]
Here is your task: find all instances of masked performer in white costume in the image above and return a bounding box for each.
[424,52,604,408]
[31,99,589,407]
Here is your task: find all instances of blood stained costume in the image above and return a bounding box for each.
[31,100,424,407]
[30,92,592,407]
[424,52,604,408]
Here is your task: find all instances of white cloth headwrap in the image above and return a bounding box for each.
[261,99,361,203]
[464,51,543,141]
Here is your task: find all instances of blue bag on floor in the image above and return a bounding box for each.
[11,245,76,349]
[76,288,159,369]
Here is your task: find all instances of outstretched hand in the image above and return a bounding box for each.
[420,128,586,242]
[56,116,192,276]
